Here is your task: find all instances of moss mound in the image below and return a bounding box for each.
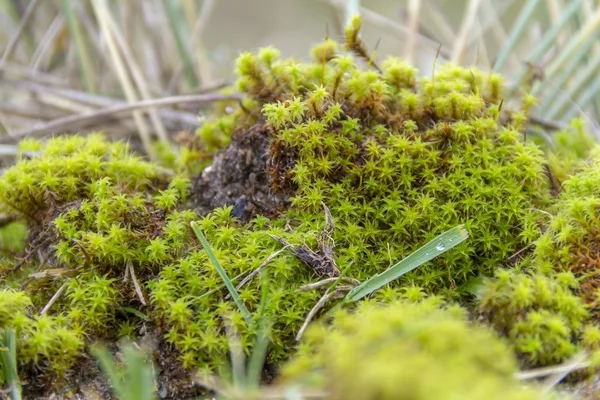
[281,298,540,400]
[0,16,564,391]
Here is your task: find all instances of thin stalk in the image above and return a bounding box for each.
[59,0,97,92]
[91,0,155,159]
[0,0,40,66]
[493,0,541,72]
[405,0,421,64]
[451,0,482,64]
[101,5,170,144]
[510,0,583,92]
[161,0,199,88]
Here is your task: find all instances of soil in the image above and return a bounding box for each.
[191,123,289,223]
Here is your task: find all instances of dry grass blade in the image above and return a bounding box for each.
[101,4,170,145]
[492,0,540,72]
[30,13,64,71]
[59,0,97,93]
[40,281,68,315]
[516,352,590,380]
[0,92,239,144]
[405,0,422,64]
[545,6,600,79]
[451,0,482,64]
[0,0,41,67]
[91,0,155,158]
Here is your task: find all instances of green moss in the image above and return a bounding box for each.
[0,134,158,224]
[149,20,555,371]
[0,17,565,384]
[532,145,600,308]
[542,118,596,184]
[0,135,194,376]
[478,269,597,366]
[0,289,83,383]
[280,298,540,400]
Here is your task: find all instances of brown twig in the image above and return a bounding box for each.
[1,93,242,143]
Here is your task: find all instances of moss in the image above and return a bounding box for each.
[146,19,553,371]
[0,289,83,383]
[478,269,597,366]
[0,135,194,377]
[0,134,158,224]
[0,16,563,384]
[280,298,540,400]
[543,118,596,184]
[533,145,600,309]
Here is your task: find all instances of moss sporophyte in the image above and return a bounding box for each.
[1,14,598,394]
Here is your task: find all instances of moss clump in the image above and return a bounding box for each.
[543,118,595,185]
[478,269,599,366]
[533,146,600,309]
[280,298,540,400]
[224,17,549,292]
[0,135,195,378]
[0,289,83,383]
[0,134,158,224]
[151,18,553,371]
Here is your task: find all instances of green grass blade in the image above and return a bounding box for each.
[509,0,582,92]
[345,225,469,302]
[161,0,199,88]
[246,270,272,388]
[92,345,126,398]
[493,0,541,72]
[0,329,21,400]
[93,343,156,400]
[60,0,97,92]
[190,221,252,323]
[123,345,155,400]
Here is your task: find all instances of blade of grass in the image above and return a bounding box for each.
[451,0,482,64]
[91,0,155,159]
[0,0,40,67]
[161,0,199,88]
[544,6,600,80]
[247,270,272,388]
[544,48,600,118]
[344,225,469,302]
[190,221,252,323]
[0,329,21,400]
[509,0,583,92]
[92,343,156,400]
[405,0,421,64]
[59,0,97,92]
[123,345,156,400]
[492,0,541,72]
[562,77,600,120]
[534,31,598,111]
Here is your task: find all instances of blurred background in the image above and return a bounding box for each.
[1,0,599,151]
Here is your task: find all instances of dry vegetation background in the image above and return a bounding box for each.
[1,0,600,157]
